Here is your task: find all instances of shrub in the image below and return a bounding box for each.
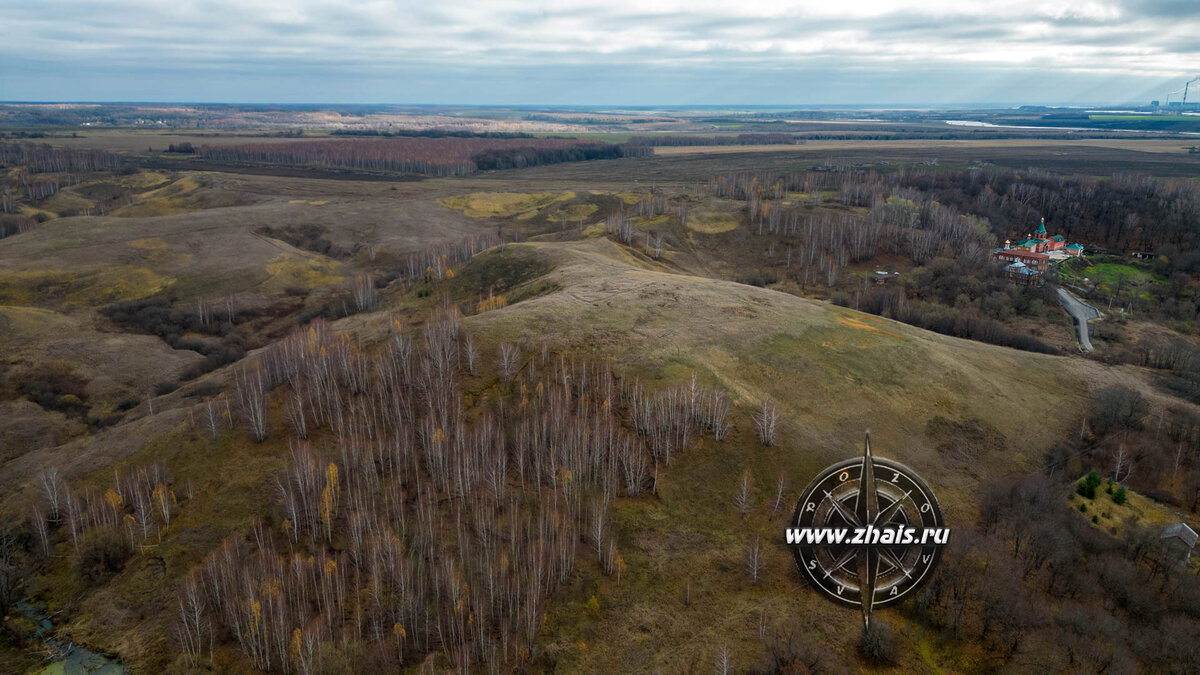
[858,620,895,665]
[103,298,249,379]
[115,396,141,411]
[1141,489,1178,506]
[76,527,132,586]
[179,343,245,380]
[1113,485,1128,505]
[754,622,839,673]
[88,413,123,429]
[1088,387,1147,435]
[183,381,223,398]
[16,361,89,412]
[738,270,779,288]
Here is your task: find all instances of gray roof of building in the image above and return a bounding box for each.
[1161,522,1199,547]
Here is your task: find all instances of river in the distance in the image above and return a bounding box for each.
[944,119,1200,135]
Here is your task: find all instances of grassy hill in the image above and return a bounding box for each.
[445,240,1092,670]
[11,237,1110,671]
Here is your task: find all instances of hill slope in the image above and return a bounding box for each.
[5,236,1182,673]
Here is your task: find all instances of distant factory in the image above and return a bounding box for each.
[1153,76,1200,111]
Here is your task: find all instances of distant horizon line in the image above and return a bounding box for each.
[0,101,1164,111]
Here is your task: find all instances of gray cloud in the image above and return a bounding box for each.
[1117,0,1200,20]
[0,1,1195,104]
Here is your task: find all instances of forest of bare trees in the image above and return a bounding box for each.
[0,142,123,174]
[24,313,734,672]
[707,170,997,288]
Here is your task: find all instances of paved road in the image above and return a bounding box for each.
[1056,287,1102,351]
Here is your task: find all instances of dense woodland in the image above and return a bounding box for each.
[197,138,649,176]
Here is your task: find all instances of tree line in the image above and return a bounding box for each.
[0,142,123,174]
[196,138,649,177]
[627,134,798,147]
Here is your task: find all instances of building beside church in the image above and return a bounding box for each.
[993,248,1050,272]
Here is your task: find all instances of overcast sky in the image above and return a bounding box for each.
[1,0,1197,106]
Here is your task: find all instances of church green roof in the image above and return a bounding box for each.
[1051,234,1065,242]
[1066,243,1084,249]
[1035,220,1047,235]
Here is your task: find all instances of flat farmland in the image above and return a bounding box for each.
[653,137,1200,156]
[13,129,344,153]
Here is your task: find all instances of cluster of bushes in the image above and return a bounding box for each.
[14,361,88,414]
[905,257,1060,320]
[1077,470,1103,498]
[1087,386,1148,435]
[737,270,780,288]
[897,300,1058,353]
[102,297,248,379]
[76,527,133,586]
[255,224,345,257]
[1076,470,1124,504]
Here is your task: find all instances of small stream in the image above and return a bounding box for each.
[14,600,123,675]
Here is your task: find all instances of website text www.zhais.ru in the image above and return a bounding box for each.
[786,525,951,546]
